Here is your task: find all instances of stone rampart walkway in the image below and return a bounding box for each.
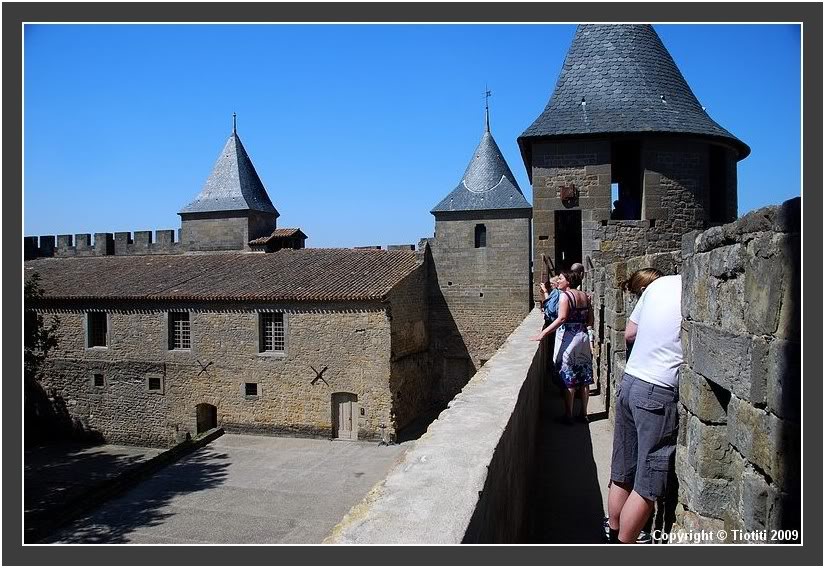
[528,384,614,543]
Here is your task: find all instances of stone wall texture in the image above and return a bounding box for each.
[586,197,800,543]
[325,310,547,544]
[531,137,739,278]
[428,211,532,403]
[676,197,800,541]
[37,298,411,447]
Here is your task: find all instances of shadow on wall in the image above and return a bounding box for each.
[396,256,476,444]
[34,446,230,544]
[779,230,801,534]
[25,378,105,448]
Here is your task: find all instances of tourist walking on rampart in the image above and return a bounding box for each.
[607,268,682,544]
[531,269,593,424]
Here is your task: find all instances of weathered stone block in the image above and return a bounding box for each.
[766,339,800,422]
[676,446,731,519]
[774,197,800,234]
[604,309,626,330]
[678,365,729,424]
[695,226,727,253]
[727,395,798,490]
[775,233,800,342]
[711,275,747,335]
[681,230,699,259]
[678,509,725,539]
[740,467,784,532]
[682,256,709,323]
[685,414,732,479]
[603,262,627,287]
[689,323,765,405]
[743,255,783,337]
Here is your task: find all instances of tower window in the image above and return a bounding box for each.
[610,141,642,220]
[474,224,487,248]
[709,146,729,223]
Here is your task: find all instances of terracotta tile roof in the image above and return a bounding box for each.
[25,248,420,302]
[248,228,307,246]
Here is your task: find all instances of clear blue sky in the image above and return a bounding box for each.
[24,24,801,248]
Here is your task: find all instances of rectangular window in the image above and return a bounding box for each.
[169,312,191,350]
[259,312,285,353]
[146,374,164,394]
[93,373,105,387]
[474,224,487,248]
[87,312,108,347]
[245,382,258,397]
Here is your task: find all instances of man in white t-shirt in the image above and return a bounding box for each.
[606,274,683,544]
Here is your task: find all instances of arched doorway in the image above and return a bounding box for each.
[331,392,359,440]
[196,403,217,434]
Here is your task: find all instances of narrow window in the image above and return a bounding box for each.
[87,312,108,347]
[708,145,728,223]
[474,224,487,248]
[245,382,258,397]
[610,141,642,220]
[93,373,105,387]
[169,312,191,350]
[259,312,285,353]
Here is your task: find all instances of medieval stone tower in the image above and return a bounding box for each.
[517,24,750,276]
[427,107,533,401]
[179,120,280,252]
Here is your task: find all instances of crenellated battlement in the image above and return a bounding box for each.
[24,229,183,260]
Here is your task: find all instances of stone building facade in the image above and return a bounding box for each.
[518,25,748,282]
[27,249,427,446]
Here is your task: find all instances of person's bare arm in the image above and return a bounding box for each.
[532,294,569,341]
[625,321,638,344]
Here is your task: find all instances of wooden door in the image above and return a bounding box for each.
[332,393,358,440]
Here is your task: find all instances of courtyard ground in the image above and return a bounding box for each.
[42,434,408,544]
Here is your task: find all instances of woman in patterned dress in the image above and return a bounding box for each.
[531,268,593,423]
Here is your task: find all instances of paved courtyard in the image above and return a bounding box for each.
[46,434,408,544]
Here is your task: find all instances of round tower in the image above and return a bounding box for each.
[517,24,750,272]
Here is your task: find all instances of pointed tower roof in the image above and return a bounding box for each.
[431,121,531,214]
[518,24,749,171]
[179,123,279,216]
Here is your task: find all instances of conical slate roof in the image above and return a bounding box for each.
[179,131,279,216]
[518,24,750,168]
[431,126,531,214]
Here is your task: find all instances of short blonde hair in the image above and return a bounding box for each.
[622,268,663,296]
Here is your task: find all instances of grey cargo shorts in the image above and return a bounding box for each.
[610,372,679,502]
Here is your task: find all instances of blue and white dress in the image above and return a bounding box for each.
[553,290,594,388]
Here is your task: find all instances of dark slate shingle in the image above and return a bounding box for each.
[518,25,750,164]
[431,129,531,214]
[179,132,279,216]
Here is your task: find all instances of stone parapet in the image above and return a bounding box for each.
[325,310,546,543]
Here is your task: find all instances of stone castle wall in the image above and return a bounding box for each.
[675,198,800,541]
[531,137,738,283]
[428,211,532,402]
[586,197,801,542]
[25,230,183,259]
[386,262,432,432]
[36,300,401,447]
